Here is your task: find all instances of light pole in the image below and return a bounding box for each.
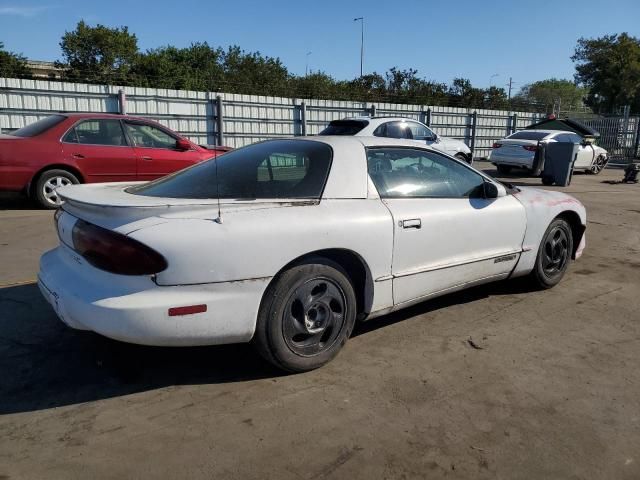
[305,51,312,76]
[353,17,364,77]
[489,73,499,88]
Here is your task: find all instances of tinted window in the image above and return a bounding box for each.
[128,140,332,200]
[67,120,128,146]
[375,121,413,139]
[367,148,485,198]
[319,120,368,135]
[509,131,551,140]
[11,115,67,137]
[125,122,178,149]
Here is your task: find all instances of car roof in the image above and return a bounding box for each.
[336,116,423,125]
[59,112,156,122]
[278,135,438,150]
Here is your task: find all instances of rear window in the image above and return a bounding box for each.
[319,120,368,136]
[509,131,551,140]
[128,139,333,200]
[11,115,67,137]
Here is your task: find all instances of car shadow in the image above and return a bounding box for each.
[0,193,36,210]
[1,278,536,414]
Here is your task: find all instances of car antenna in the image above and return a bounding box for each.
[214,151,223,224]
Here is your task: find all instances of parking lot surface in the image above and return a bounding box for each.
[1,164,640,479]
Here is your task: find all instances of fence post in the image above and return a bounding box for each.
[300,101,307,136]
[425,107,432,127]
[634,117,640,160]
[369,104,376,117]
[470,111,477,159]
[216,96,224,146]
[118,89,126,115]
[511,113,518,134]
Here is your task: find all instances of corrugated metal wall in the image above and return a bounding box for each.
[0,77,544,157]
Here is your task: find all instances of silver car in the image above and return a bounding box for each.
[489,129,608,175]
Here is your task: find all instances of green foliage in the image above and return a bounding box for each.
[514,79,586,113]
[58,21,139,82]
[572,33,640,113]
[0,42,30,78]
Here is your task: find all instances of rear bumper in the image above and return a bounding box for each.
[38,246,270,346]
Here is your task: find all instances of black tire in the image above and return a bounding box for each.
[34,169,80,209]
[541,175,554,186]
[455,153,471,165]
[253,258,357,372]
[590,155,608,175]
[496,164,512,174]
[529,218,573,289]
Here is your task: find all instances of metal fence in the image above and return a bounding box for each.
[578,115,640,164]
[2,77,637,162]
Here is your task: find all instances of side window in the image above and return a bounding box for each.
[407,122,435,140]
[125,123,178,149]
[257,153,308,182]
[383,122,413,139]
[569,134,583,144]
[69,120,127,146]
[367,148,486,198]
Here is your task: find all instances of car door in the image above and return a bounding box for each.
[367,147,527,305]
[123,121,201,180]
[569,133,594,168]
[61,119,137,182]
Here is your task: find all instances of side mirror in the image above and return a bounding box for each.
[176,138,192,151]
[483,181,499,199]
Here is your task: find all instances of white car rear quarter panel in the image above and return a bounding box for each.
[511,187,586,276]
[130,198,395,313]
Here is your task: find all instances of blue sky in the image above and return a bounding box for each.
[1,0,639,92]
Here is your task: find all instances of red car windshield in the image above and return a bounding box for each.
[10,115,67,137]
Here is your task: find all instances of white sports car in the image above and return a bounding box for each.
[39,137,586,372]
[320,117,473,164]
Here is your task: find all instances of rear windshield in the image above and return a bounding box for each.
[128,139,333,200]
[319,120,368,136]
[11,115,67,137]
[508,131,550,140]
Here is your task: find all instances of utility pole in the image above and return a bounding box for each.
[354,17,364,77]
[507,77,515,100]
[305,51,312,76]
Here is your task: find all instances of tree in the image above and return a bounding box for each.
[0,42,30,78]
[515,79,586,113]
[58,20,139,83]
[131,43,224,91]
[572,33,640,113]
[220,46,290,96]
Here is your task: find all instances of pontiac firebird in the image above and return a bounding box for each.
[38,137,586,372]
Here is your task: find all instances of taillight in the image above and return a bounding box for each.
[523,145,538,152]
[71,219,167,275]
[492,143,502,149]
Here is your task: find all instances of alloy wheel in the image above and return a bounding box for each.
[542,226,569,277]
[42,176,72,206]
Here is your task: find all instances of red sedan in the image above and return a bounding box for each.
[0,113,230,208]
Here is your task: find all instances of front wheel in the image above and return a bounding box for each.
[455,153,471,165]
[590,155,608,175]
[34,169,79,209]
[253,258,357,372]
[529,218,573,289]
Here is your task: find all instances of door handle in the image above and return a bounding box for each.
[72,153,85,159]
[401,218,421,229]
[141,156,153,161]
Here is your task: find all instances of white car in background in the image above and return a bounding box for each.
[320,117,473,164]
[489,129,609,175]
[39,136,586,372]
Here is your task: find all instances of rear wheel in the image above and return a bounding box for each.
[34,169,79,209]
[590,155,607,175]
[496,164,512,174]
[253,258,356,372]
[529,218,573,289]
